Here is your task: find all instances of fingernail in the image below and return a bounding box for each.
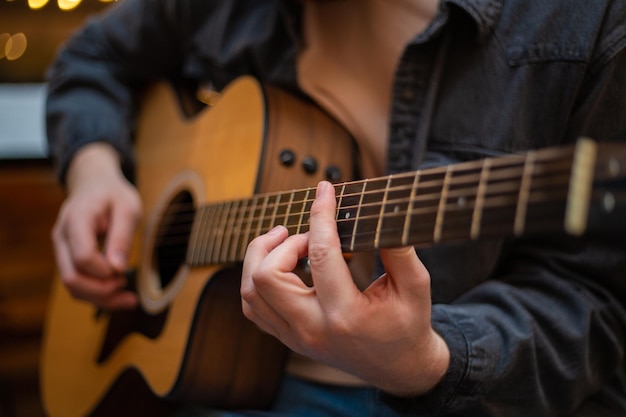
[316,180,329,196]
[109,251,127,269]
[268,225,284,235]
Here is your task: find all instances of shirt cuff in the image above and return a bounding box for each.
[379,305,473,414]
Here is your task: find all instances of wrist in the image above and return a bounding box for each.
[383,329,450,397]
[66,143,124,192]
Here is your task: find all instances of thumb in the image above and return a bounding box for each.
[105,202,139,273]
[378,246,430,297]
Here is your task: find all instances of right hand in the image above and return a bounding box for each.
[51,143,142,310]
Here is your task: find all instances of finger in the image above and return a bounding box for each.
[242,228,318,347]
[55,230,137,309]
[52,218,83,287]
[308,181,358,309]
[100,288,139,310]
[378,246,430,299]
[104,196,140,273]
[54,214,137,309]
[241,225,289,297]
[241,226,292,332]
[254,232,315,303]
[60,205,113,279]
[76,277,137,310]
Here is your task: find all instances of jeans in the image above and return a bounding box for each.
[175,375,402,417]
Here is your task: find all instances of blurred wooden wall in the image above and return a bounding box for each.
[0,159,63,417]
[0,2,116,416]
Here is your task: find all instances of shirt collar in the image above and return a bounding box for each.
[277,0,504,43]
[445,0,503,40]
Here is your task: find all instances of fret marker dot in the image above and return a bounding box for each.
[603,192,615,213]
[345,212,351,219]
[458,196,467,208]
[394,205,400,214]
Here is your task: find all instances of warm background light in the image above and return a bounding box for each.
[27,0,48,9]
[0,2,119,416]
[1,0,115,81]
[5,33,28,61]
[57,0,81,11]
[0,33,10,59]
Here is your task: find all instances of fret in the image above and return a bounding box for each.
[514,152,536,236]
[215,200,239,263]
[275,192,293,231]
[238,196,258,260]
[197,204,210,264]
[284,190,308,236]
[295,188,313,234]
[227,199,248,262]
[479,160,524,238]
[199,205,215,265]
[402,172,420,245]
[254,195,270,240]
[376,173,415,248]
[373,176,392,248]
[210,201,231,263]
[348,178,387,251]
[405,168,445,246]
[433,166,453,243]
[524,150,575,236]
[217,200,241,263]
[263,194,282,234]
[335,184,349,249]
[345,182,364,252]
[202,204,221,264]
[186,205,203,265]
[437,165,482,242]
[336,182,361,250]
[470,159,491,239]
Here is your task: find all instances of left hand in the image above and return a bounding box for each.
[241,181,450,396]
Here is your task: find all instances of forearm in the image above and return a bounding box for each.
[45,0,183,183]
[66,143,124,192]
[384,236,626,415]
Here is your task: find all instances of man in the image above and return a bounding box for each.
[46,0,626,416]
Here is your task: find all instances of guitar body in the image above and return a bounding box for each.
[40,77,354,417]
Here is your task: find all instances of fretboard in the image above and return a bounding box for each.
[167,139,623,266]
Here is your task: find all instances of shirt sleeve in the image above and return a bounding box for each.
[45,0,185,183]
[381,38,626,416]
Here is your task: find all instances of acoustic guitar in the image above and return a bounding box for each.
[40,76,626,417]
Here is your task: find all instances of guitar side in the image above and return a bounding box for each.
[40,77,355,417]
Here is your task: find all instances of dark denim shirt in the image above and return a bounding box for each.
[46,0,626,415]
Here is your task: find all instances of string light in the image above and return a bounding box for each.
[27,0,49,9]
[0,0,117,64]
[57,0,81,11]
[0,33,28,61]
[3,0,120,11]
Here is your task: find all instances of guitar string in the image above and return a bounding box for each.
[151,158,576,264]
[152,166,574,244]
[154,195,571,266]
[155,158,573,228]
[154,145,575,219]
[153,157,573,235]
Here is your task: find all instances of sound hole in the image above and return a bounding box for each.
[154,190,194,290]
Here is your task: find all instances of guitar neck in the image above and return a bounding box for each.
[182,138,625,266]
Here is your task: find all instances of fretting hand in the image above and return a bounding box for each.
[241,180,450,396]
